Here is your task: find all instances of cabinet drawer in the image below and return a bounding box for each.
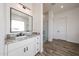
[36,36,40,42]
[36,47,40,53]
[36,35,41,53]
[36,43,40,53]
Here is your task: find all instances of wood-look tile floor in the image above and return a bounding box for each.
[36,39,79,56]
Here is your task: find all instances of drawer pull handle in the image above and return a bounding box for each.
[26,47,28,51]
[24,48,26,52]
[24,47,28,52]
[37,49,39,51]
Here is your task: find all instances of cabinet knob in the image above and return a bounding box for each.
[26,47,28,51]
[37,49,39,51]
[24,48,26,52]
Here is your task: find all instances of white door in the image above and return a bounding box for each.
[53,17,67,40]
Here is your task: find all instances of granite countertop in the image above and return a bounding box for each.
[5,33,40,44]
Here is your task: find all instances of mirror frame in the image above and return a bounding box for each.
[10,7,33,33]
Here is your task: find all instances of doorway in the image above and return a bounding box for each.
[53,16,67,40]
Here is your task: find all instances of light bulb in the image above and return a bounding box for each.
[61,5,64,8]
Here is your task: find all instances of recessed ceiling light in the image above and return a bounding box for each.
[61,5,64,8]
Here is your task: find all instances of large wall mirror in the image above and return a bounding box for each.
[10,8,33,33]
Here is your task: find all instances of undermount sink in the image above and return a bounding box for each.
[15,36,28,41]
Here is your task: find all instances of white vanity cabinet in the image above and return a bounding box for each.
[7,35,40,56]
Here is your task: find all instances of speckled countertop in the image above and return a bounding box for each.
[5,33,40,44]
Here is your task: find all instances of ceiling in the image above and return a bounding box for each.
[43,3,79,14]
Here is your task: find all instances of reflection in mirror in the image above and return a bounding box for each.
[12,20,25,32]
[10,8,33,33]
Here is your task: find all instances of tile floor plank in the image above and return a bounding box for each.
[36,39,79,56]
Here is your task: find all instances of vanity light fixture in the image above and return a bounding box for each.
[60,5,64,8]
[19,3,31,10]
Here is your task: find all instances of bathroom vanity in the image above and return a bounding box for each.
[5,34,41,56]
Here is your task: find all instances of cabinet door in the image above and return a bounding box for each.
[24,38,36,56]
[8,46,25,56]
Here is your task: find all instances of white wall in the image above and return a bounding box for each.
[0,3,6,56]
[54,7,79,43]
[43,13,48,42]
[48,9,54,42]
[32,4,42,33]
[32,3,43,52]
